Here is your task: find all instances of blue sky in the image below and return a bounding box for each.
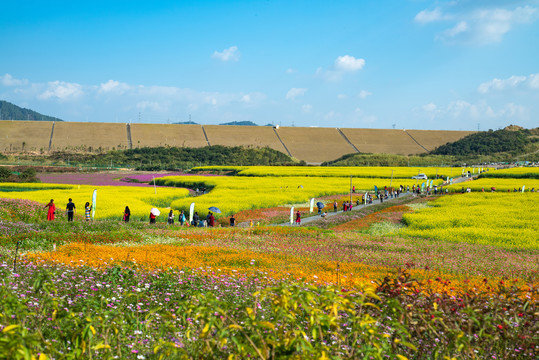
[1,0,538,130]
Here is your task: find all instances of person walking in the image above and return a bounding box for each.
[295,210,301,225]
[44,199,55,221]
[149,211,156,224]
[230,214,236,227]
[123,206,130,222]
[208,212,215,227]
[179,210,185,226]
[84,202,92,222]
[333,200,337,213]
[168,210,174,225]
[193,212,199,227]
[66,198,76,222]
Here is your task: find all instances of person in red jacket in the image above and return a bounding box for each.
[295,211,301,225]
[44,199,55,221]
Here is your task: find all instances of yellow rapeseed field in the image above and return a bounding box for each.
[485,166,539,176]
[157,175,442,216]
[194,165,475,179]
[401,192,539,249]
[446,178,539,192]
[0,183,190,220]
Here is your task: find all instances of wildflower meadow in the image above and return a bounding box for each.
[0,166,537,359]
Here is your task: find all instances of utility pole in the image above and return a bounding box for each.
[349,175,352,205]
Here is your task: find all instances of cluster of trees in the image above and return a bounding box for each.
[431,128,536,156]
[0,167,39,182]
[38,146,301,170]
[0,100,63,121]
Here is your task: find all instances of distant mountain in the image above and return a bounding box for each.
[0,100,63,121]
[219,121,258,126]
[173,121,199,125]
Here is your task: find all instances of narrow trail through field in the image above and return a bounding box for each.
[275,175,470,227]
[275,191,412,226]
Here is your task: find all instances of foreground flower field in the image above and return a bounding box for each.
[0,167,538,359]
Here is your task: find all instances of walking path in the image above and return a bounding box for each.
[275,191,412,226]
[275,176,472,227]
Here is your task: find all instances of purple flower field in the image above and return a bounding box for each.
[38,172,184,187]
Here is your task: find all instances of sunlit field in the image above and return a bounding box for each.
[0,166,537,359]
[0,182,190,220]
[193,165,477,179]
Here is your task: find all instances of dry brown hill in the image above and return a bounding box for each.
[0,121,475,163]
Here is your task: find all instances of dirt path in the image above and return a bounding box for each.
[275,191,412,226]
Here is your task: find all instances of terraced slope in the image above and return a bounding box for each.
[276,127,356,164]
[340,128,425,155]
[406,130,476,151]
[0,121,480,163]
[203,125,287,153]
[52,122,128,150]
[130,124,207,148]
[0,120,53,152]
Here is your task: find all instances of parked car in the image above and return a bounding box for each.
[411,174,428,180]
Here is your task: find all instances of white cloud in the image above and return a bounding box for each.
[337,94,348,99]
[418,99,528,122]
[302,104,312,113]
[316,55,366,81]
[414,8,448,24]
[441,21,469,38]
[38,81,83,101]
[422,103,437,112]
[478,73,539,93]
[1,74,28,87]
[286,87,307,100]
[334,55,365,72]
[286,68,296,74]
[358,90,372,99]
[529,73,539,89]
[241,94,251,103]
[99,80,131,94]
[417,4,538,44]
[211,46,240,61]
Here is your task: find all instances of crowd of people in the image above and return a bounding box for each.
[44,182,470,227]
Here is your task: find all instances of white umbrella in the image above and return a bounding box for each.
[150,208,160,216]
